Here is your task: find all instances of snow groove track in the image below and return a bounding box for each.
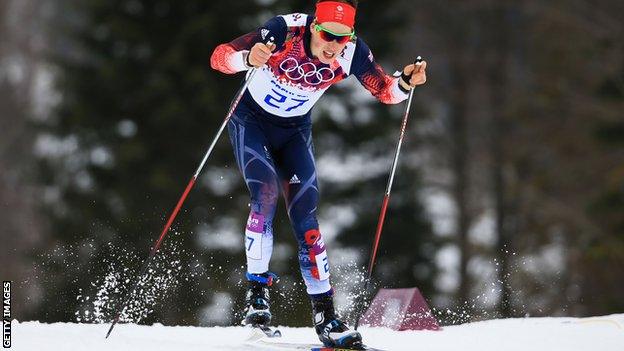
[11,314,624,351]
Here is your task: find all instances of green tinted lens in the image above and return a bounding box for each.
[314,24,354,38]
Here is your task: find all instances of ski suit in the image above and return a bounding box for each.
[210,13,409,295]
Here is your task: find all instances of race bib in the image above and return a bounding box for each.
[247,65,329,117]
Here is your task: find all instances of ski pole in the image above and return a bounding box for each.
[354,57,423,330]
[105,38,274,339]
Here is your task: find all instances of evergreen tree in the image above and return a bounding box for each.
[584,46,624,315]
[38,0,266,324]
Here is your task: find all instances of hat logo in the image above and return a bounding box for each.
[335,5,344,20]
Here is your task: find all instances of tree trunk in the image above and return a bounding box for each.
[485,3,514,318]
[449,47,471,311]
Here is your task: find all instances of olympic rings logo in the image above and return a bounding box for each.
[279,57,336,86]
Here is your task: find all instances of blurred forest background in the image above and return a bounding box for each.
[1,0,622,328]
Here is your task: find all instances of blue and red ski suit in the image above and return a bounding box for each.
[210,13,409,295]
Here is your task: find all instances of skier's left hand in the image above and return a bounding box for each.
[399,60,427,90]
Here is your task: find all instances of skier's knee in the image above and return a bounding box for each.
[250,182,279,211]
[291,212,319,237]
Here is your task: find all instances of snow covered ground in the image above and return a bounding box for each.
[10,314,624,351]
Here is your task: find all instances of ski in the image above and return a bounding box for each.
[245,324,282,339]
[256,324,282,338]
[252,338,384,351]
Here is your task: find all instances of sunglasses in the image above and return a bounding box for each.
[314,23,355,44]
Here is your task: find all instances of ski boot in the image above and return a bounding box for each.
[242,272,278,327]
[311,293,364,350]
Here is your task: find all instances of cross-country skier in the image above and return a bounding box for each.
[210,0,427,348]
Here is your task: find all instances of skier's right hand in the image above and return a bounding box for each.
[246,42,276,67]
